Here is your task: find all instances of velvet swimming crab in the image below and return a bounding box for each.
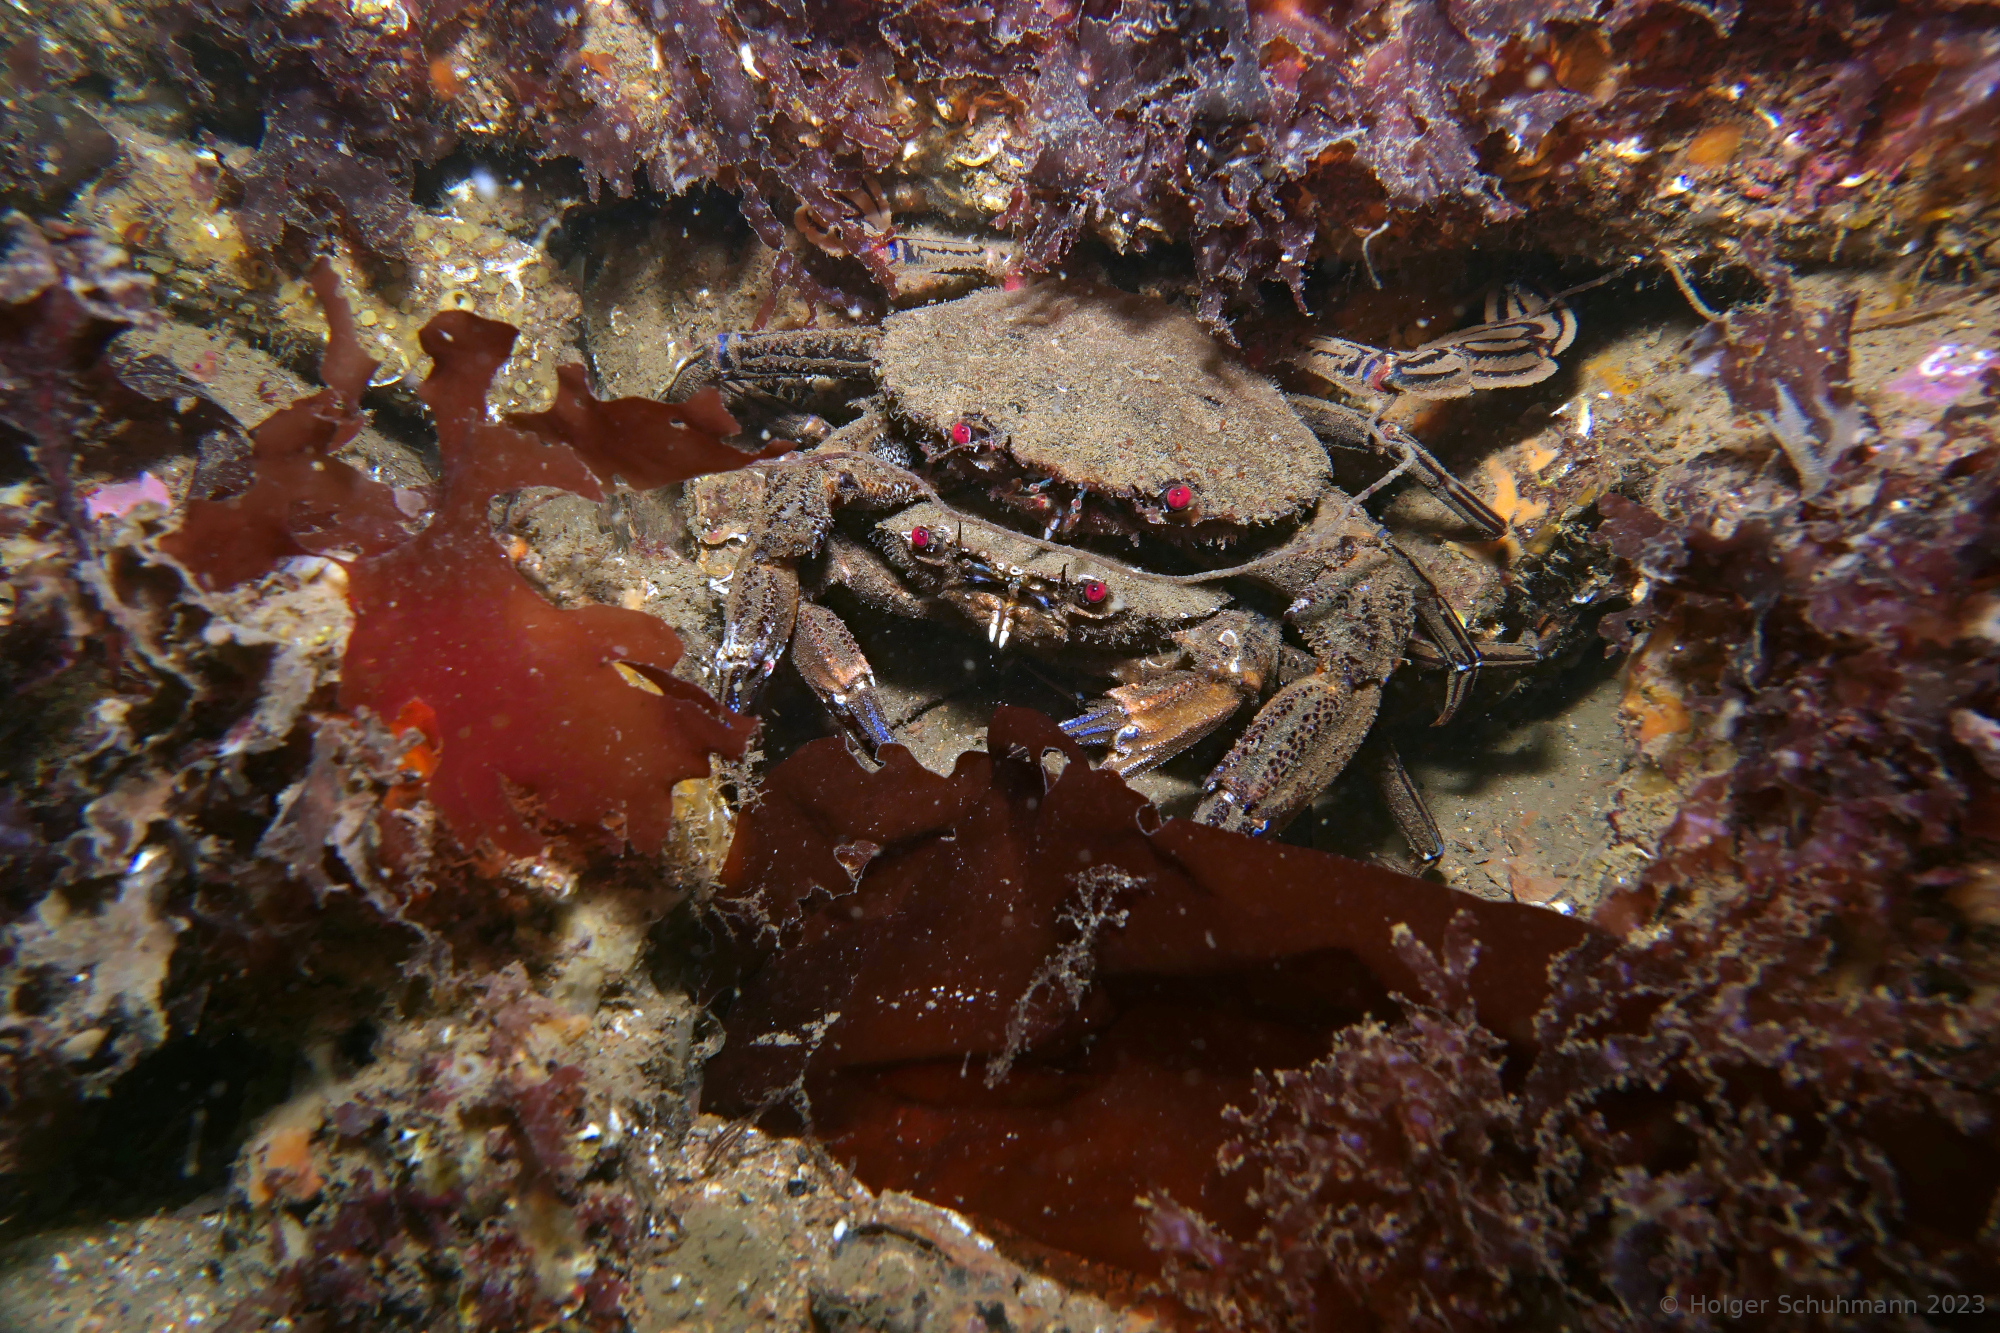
[669,280,1510,549]
[688,449,1530,856]
[671,281,1551,850]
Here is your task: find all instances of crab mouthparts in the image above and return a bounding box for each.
[987,597,1016,650]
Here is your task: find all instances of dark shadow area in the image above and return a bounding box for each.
[0,1031,288,1238]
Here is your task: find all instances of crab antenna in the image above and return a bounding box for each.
[1541,260,1637,307]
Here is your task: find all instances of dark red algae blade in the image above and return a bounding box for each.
[158,262,410,586]
[336,311,754,856]
[506,363,780,488]
[160,273,763,858]
[705,707,1600,1283]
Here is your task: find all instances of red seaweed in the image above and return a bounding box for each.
[162,268,760,857]
[159,264,411,587]
[337,312,753,856]
[505,363,777,491]
[706,706,1598,1288]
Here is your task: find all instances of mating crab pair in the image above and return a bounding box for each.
[672,279,1569,852]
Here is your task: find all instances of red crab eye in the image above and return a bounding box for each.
[1163,483,1194,512]
[1079,578,1108,605]
[949,420,975,447]
[909,526,933,549]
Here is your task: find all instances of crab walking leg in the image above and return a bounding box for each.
[791,602,897,755]
[1194,544,1417,837]
[1369,742,1445,864]
[1287,395,1507,540]
[1405,634,1543,675]
[1390,547,1545,725]
[1404,623,1543,727]
[667,327,884,402]
[1294,284,1576,403]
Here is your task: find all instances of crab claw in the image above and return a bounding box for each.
[714,556,799,713]
[1060,673,1248,776]
[792,602,896,755]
